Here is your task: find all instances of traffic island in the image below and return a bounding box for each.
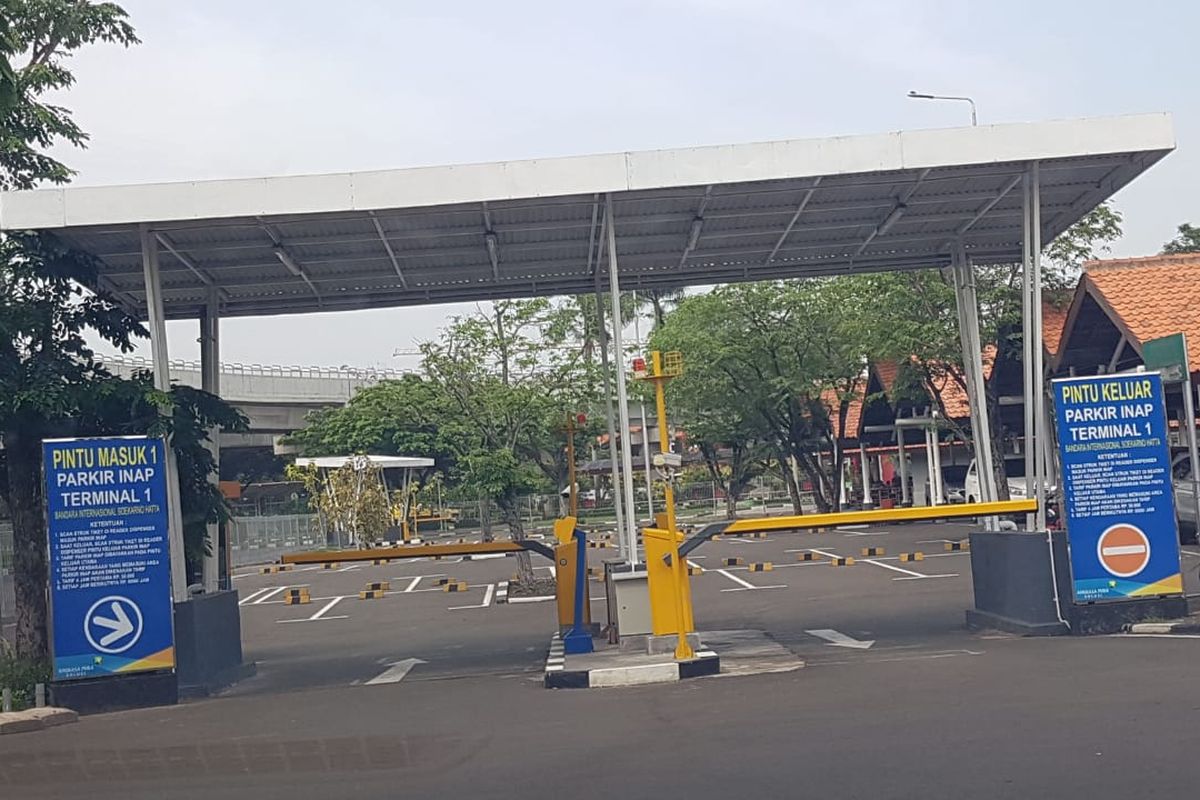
[543,632,719,689]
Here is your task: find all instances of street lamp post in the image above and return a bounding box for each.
[907,90,978,126]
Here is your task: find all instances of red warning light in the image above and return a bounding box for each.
[576,413,587,426]
[632,357,646,374]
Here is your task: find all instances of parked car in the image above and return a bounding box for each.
[964,456,1031,504]
[941,464,968,504]
[1170,453,1199,544]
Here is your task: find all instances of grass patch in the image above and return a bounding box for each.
[0,642,50,711]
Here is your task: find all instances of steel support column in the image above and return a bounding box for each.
[859,442,873,508]
[632,292,655,522]
[592,255,626,560]
[200,288,221,592]
[140,226,189,602]
[896,425,911,505]
[1021,171,1036,531]
[606,194,640,566]
[950,243,999,528]
[1029,163,1049,532]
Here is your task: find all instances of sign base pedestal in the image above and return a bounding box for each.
[50,670,177,716]
[966,530,1189,636]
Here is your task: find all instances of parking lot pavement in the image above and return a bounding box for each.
[227,520,1012,695]
[6,631,1199,800]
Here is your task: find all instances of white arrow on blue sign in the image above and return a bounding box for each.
[84,596,144,654]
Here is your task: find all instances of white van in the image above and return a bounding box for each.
[963,456,1030,504]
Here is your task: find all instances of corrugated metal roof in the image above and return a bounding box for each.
[0,113,1174,320]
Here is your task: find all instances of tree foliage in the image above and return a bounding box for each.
[286,460,394,548]
[1162,222,1200,255]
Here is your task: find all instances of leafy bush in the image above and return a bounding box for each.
[0,643,50,711]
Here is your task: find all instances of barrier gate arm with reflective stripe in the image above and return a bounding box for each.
[676,499,1038,558]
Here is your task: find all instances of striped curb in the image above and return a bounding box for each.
[543,635,720,689]
[1125,620,1200,634]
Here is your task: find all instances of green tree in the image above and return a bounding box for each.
[0,1,138,660]
[287,374,461,485]
[653,280,869,514]
[421,299,593,584]
[1162,223,1200,255]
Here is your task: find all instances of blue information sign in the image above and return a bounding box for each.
[1052,373,1183,602]
[43,436,176,681]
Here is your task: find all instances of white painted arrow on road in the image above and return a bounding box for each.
[365,658,426,685]
[94,602,135,647]
[805,629,875,649]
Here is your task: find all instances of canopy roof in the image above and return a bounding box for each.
[0,113,1173,320]
[294,456,434,470]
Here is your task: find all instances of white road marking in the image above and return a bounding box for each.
[1180,550,1200,558]
[237,587,271,605]
[337,564,362,572]
[449,583,495,611]
[835,524,869,530]
[716,569,786,592]
[251,586,289,605]
[916,539,957,544]
[403,576,423,593]
[862,558,959,581]
[507,595,555,604]
[278,596,349,623]
[805,629,875,649]
[840,530,889,537]
[364,657,426,685]
[808,548,843,560]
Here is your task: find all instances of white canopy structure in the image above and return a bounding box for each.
[294,456,435,471]
[0,112,1175,598]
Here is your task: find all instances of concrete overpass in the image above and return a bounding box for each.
[100,355,400,448]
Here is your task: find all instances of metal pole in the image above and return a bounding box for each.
[1030,162,1048,532]
[606,194,640,567]
[200,287,221,592]
[1181,345,1200,536]
[896,425,911,506]
[930,415,945,505]
[1021,171,1036,531]
[632,292,655,522]
[593,245,627,558]
[140,225,189,603]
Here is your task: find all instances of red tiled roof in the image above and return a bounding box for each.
[1083,254,1200,371]
[1042,302,1070,358]
[820,386,864,437]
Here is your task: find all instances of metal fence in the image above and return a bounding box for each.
[228,514,328,567]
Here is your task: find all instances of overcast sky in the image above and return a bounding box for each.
[50,0,1200,370]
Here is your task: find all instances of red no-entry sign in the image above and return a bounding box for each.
[1096,524,1151,578]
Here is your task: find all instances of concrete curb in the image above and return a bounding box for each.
[543,634,720,689]
[0,706,79,735]
[1124,619,1200,634]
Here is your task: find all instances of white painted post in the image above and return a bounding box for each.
[140,225,189,603]
[896,425,911,506]
[200,288,221,593]
[859,442,873,508]
[1021,171,1036,531]
[632,293,655,522]
[606,194,640,567]
[930,414,945,506]
[1030,163,1049,532]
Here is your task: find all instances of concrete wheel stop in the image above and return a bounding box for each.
[543,632,720,689]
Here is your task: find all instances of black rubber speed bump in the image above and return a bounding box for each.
[359,588,385,600]
[899,552,925,562]
[747,562,773,572]
[722,557,744,567]
[830,556,855,566]
[284,588,311,605]
[945,540,969,552]
[443,581,468,592]
[861,547,885,557]
[365,580,390,592]
[797,552,820,562]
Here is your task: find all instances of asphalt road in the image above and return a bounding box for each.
[5,521,1199,799]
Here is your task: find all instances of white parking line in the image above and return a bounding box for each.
[337,564,362,572]
[403,576,423,593]
[861,558,958,581]
[450,583,495,611]
[278,596,349,623]
[237,587,270,605]
[251,586,290,605]
[716,569,787,592]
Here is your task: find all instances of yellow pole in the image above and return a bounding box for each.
[652,351,694,660]
[566,415,578,518]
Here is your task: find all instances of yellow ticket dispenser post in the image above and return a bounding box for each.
[632,351,695,660]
